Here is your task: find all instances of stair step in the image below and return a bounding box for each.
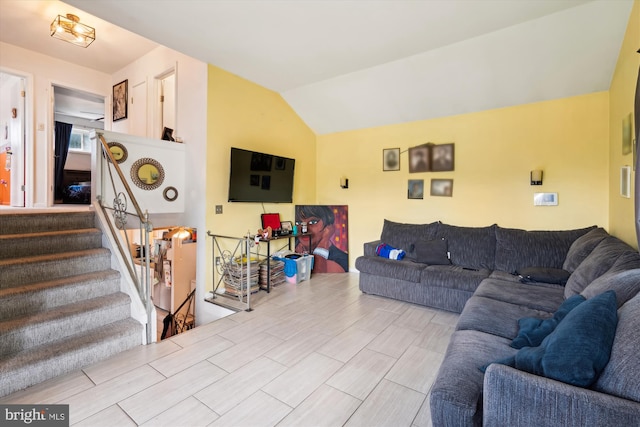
[0,292,132,357]
[0,270,121,321]
[0,248,112,288]
[0,211,95,235]
[0,318,142,398]
[0,228,103,260]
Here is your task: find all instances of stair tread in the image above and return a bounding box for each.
[0,292,132,334]
[0,248,110,266]
[0,270,121,299]
[0,318,142,374]
[0,228,101,240]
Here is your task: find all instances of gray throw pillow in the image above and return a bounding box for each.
[380,219,440,260]
[415,238,450,265]
[517,267,570,285]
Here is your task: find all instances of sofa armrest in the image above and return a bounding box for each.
[363,240,382,257]
[483,364,640,427]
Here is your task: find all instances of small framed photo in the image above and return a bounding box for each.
[408,179,424,199]
[620,166,631,198]
[280,221,293,232]
[383,148,400,171]
[430,179,453,197]
[431,143,455,172]
[112,79,128,122]
[409,144,431,173]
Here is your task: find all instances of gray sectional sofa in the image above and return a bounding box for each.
[355,220,640,426]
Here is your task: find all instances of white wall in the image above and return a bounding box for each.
[1,41,218,326]
[110,46,217,325]
[0,42,111,207]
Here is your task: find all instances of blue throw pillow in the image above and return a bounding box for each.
[513,290,618,387]
[510,294,585,349]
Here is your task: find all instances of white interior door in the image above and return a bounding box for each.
[131,80,147,138]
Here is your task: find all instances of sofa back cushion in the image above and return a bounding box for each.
[436,223,496,269]
[581,268,640,308]
[380,219,440,260]
[562,227,610,272]
[494,226,595,274]
[564,236,637,299]
[594,292,640,402]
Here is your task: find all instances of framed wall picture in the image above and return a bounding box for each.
[620,166,631,198]
[622,113,632,155]
[408,179,424,199]
[409,144,431,173]
[383,148,400,171]
[430,179,453,197]
[112,79,128,122]
[431,143,455,172]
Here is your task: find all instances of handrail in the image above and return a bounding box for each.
[94,132,154,344]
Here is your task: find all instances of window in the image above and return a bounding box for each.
[69,128,91,153]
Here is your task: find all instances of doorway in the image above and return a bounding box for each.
[0,72,26,208]
[52,85,105,205]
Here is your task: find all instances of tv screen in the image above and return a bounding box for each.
[228,147,295,203]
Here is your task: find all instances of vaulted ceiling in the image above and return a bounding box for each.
[1,0,634,135]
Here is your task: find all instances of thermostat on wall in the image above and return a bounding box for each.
[534,192,558,206]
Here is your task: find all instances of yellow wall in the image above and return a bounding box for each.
[608,0,639,248]
[204,2,638,273]
[317,93,610,268]
[205,64,316,258]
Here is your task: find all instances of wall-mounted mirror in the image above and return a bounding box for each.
[163,186,178,201]
[130,157,165,190]
[107,142,128,163]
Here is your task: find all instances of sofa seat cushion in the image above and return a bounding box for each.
[594,293,640,402]
[494,225,595,274]
[430,330,516,426]
[379,219,440,261]
[421,265,490,292]
[436,223,497,270]
[474,279,565,313]
[456,296,554,340]
[354,256,425,283]
[562,227,610,272]
[564,236,638,298]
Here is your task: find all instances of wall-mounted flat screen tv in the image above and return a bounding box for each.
[228,147,295,203]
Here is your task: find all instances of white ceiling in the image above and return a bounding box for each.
[1,0,634,134]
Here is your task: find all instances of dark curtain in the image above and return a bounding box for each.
[54,121,73,200]
[635,65,640,249]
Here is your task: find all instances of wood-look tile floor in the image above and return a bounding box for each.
[0,273,458,427]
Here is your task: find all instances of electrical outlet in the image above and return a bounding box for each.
[215,205,223,214]
[215,256,221,266]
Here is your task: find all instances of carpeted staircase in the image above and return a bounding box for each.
[0,210,143,397]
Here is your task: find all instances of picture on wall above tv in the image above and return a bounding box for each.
[228,147,295,203]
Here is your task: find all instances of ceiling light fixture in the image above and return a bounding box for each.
[50,14,95,48]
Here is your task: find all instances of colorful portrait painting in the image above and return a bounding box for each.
[295,205,349,273]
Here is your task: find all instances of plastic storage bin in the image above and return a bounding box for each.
[278,253,314,284]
